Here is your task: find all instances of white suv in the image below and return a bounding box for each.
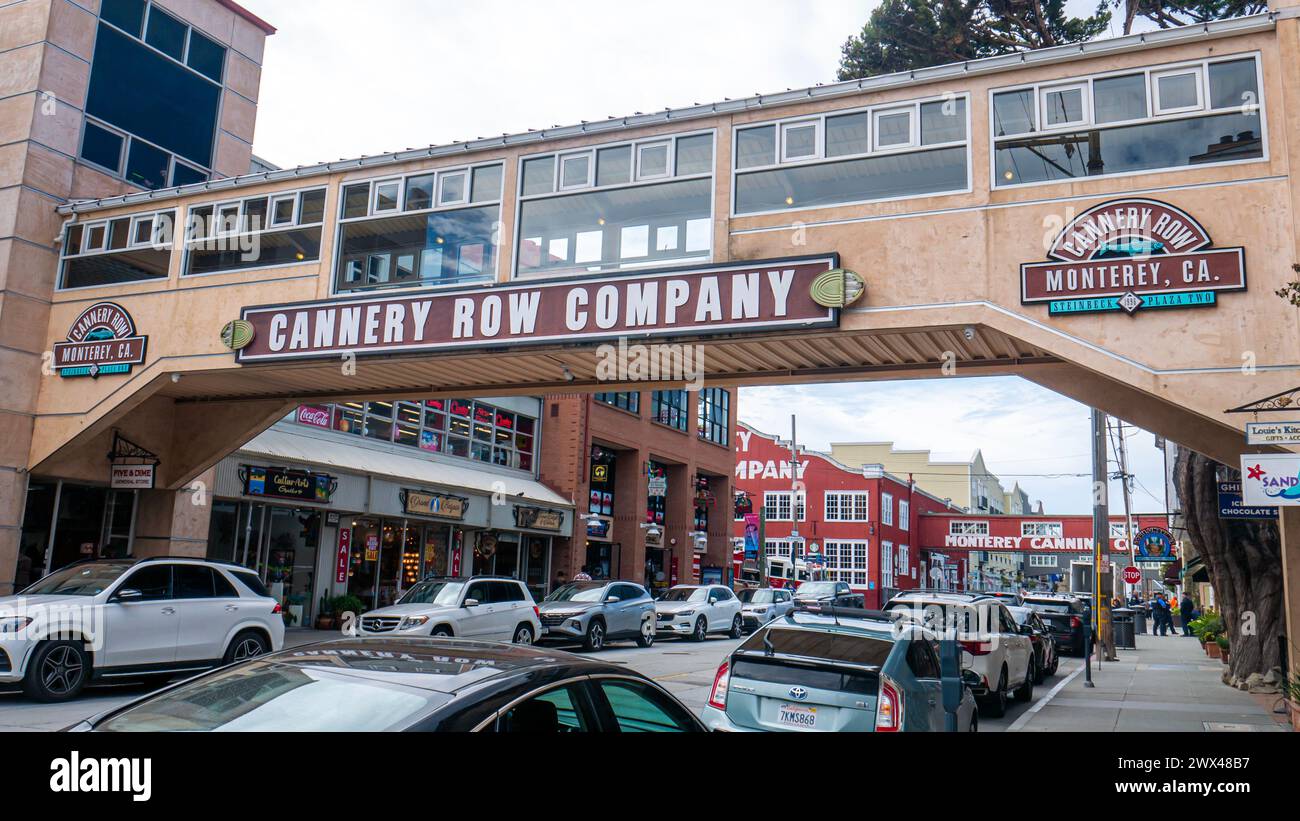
[0,558,285,702]
[884,591,1034,718]
[654,585,743,641]
[356,576,541,645]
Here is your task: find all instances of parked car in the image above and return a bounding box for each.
[68,638,708,732]
[985,591,1024,607]
[1008,605,1059,683]
[884,591,1034,718]
[357,576,541,645]
[655,585,743,641]
[738,587,795,631]
[0,557,285,702]
[1022,593,1090,656]
[538,581,656,650]
[791,580,864,609]
[701,607,979,732]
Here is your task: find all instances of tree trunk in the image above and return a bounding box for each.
[1174,447,1283,681]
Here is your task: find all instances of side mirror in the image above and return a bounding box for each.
[605,596,621,603]
[709,596,719,605]
[463,598,480,608]
[113,588,142,602]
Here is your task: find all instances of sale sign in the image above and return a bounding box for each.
[335,529,351,584]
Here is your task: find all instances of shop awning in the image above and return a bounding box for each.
[238,428,573,510]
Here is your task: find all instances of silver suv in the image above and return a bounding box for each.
[357,576,541,645]
[538,581,656,650]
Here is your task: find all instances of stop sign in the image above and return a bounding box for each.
[1123,566,1142,585]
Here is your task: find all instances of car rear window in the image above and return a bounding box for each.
[230,570,270,598]
[731,658,878,695]
[1024,599,1073,614]
[739,626,893,666]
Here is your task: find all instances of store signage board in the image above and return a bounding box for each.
[335,529,351,584]
[515,506,565,532]
[236,256,839,363]
[1245,422,1300,446]
[1216,481,1278,520]
[54,302,148,378]
[1021,199,1245,317]
[242,465,336,503]
[402,490,468,521]
[1241,453,1300,506]
[110,463,155,490]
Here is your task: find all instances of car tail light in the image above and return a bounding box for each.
[533,605,540,618]
[875,674,903,732]
[271,603,282,615]
[1070,616,1082,629]
[707,661,730,710]
[960,640,992,656]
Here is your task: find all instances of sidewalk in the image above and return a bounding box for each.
[1012,631,1292,732]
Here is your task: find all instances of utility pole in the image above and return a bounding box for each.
[1112,418,1138,597]
[1086,408,1109,687]
[789,415,801,577]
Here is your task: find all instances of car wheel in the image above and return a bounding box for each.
[22,640,89,703]
[582,619,605,651]
[431,626,453,637]
[1014,659,1036,702]
[635,618,655,648]
[1050,654,1060,676]
[223,630,270,665]
[969,715,979,733]
[512,624,535,646]
[1033,652,1046,685]
[981,669,1008,718]
[691,616,707,642]
[728,614,743,639]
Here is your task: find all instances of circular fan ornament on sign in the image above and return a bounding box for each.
[221,319,256,351]
[809,268,866,309]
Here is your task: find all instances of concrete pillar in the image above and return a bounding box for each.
[131,468,216,559]
[1280,507,1300,676]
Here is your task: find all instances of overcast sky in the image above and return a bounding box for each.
[237,0,1170,515]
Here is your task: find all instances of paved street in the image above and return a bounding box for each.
[0,628,1288,732]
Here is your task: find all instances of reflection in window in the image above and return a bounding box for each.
[337,205,497,292]
[735,147,966,214]
[60,209,175,289]
[1094,74,1147,123]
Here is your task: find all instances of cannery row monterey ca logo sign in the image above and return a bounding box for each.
[234,256,847,363]
[1021,198,1245,316]
[53,302,148,378]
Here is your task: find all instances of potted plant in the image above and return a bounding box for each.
[329,594,365,632]
[315,594,335,631]
[1216,635,1230,663]
[1206,633,1222,658]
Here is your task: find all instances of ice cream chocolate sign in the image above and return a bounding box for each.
[1020,198,1245,316]
[235,256,839,363]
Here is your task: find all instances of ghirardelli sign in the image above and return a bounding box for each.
[1020,199,1245,316]
[235,256,839,363]
[53,302,148,378]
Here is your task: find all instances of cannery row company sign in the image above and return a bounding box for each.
[1021,199,1245,316]
[53,302,148,378]
[234,256,842,363]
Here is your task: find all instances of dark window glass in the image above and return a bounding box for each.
[921,98,966,145]
[992,89,1035,136]
[336,205,497,292]
[595,680,695,733]
[87,24,220,167]
[62,246,170,288]
[995,110,1263,186]
[1093,74,1148,124]
[125,139,170,190]
[170,162,206,187]
[736,125,776,169]
[595,392,639,413]
[825,112,869,157]
[186,226,321,275]
[499,684,591,732]
[405,174,434,211]
[101,0,146,37]
[186,30,226,83]
[108,218,131,250]
[675,134,713,176]
[212,570,239,598]
[272,196,296,225]
[64,224,83,255]
[242,197,268,232]
[735,147,966,214]
[119,564,172,601]
[81,122,124,172]
[1209,59,1259,111]
[596,145,632,186]
[907,639,942,678]
[651,390,688,432]
[522,156,555,196]
[342,183,370,219]
[696,388,729,445]
[299,189,326,224]
[174,565,216,598]
[145,7,187,60]
[471,164,503,203]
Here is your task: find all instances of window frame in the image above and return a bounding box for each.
[1151,66,1204,116]
[948,520,989,537]
[881,492,895,527]
[871,106,916,150]
[823,491,869,523]
[1038,81,1089,129]
[780,120,821,162]
[822,539,870,587]
[1021,521,1064,538]
[58,207,177,291]
[558,151,595,191]
[180,185,328,279]
[635,140,673,181]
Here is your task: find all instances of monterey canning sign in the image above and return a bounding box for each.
[235,256,839,363]
[1021,199,1245,316]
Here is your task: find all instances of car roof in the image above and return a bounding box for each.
[258,638,624,694]
[888,591,998,605]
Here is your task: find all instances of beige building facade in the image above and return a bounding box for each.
[5,6,1300,665]
[830,443,1017,514]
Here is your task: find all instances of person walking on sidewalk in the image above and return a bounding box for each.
[1179,593,1196,636]
[1151,593,1171,636]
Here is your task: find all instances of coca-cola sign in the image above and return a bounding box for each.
[296,405,332,429]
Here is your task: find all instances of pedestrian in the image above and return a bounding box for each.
[1152,593,1170,636]
[1179,592,1196,636]
[573,565,592,581]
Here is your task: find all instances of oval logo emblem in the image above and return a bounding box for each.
[789,686,808,701]
[221,320,255,351]
[809,268,865,308]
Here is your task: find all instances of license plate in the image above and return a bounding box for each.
[776,704,818,730]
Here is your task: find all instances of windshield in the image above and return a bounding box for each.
[545,582,606,603]
[662,587,706,603]
[740,590,774,604]
[397,580,464,607]
[96,662,446,732]
[1007,607,1032,625]
[1024,599,1073,614]
[22,562,131,597]
[796,582,836,597]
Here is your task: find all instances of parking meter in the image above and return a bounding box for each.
[939,635,961,733]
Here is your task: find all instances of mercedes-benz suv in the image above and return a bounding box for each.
[356,576,541,645]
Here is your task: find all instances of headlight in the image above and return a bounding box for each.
[752,607,769,615]
[401,616,430,629]
[676,610,695,617]
[0,617,32,634]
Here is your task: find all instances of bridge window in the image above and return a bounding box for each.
[949,520,988,536]
[650,390,690,432]
[183,187,326,276]
[1028,554,1059,568]
[696,388,729,446]
[59,209,175,290]
[514,131,715,278]
[335,163,504,293]
[1021,521,1063,538]
[732,94,969,216]
[993,54,1263,187]
[595,392,640,414]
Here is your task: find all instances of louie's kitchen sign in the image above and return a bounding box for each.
[235,256,840,363]
[1021,199,1245,316]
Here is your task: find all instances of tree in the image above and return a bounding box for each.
[1174,448,1285,679]
[838,0,1111,80]
[1110,1,1268,34]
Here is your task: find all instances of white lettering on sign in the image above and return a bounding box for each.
[734,460,809,481]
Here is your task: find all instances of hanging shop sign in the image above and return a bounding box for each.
[1216,481,1278,520]
[296,405,333,429]
[514,506,565,532]
[1240,453,1300,506]
[365,534,379,562]
[335,528,351,584]
[586,515,613,542]
[54,302,148,378]
[240,465,337,503]
[400,489,468,521]
[1133,527,1178,563]
[110,463,155,490]
[1020,199,1245,316]
[234,256,839,363]
[1245,421,1300,446]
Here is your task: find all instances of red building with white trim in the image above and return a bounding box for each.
[732,422,958,609]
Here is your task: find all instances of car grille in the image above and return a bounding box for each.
[360,616,402,633]
[657,612,673,622]
[0,648,9,673]
[540,614,568,627]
